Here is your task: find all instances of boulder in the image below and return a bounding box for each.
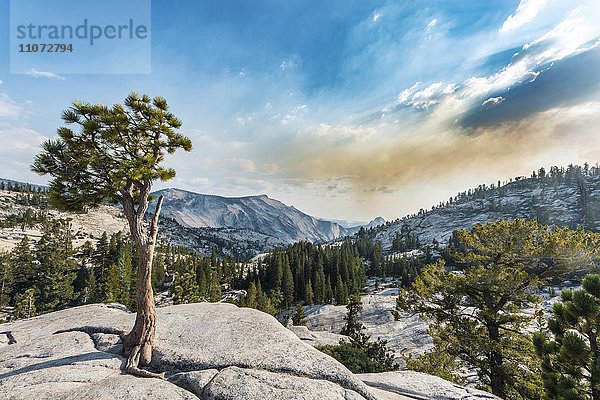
[203,366,366,400]
[358,371,500,400]
[288,325,347,347]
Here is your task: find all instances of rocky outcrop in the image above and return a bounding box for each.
[358,371,499,400]
[0,303,495,400]
[0,303,375,400]
[287,325,347,347]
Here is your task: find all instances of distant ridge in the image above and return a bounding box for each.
[153,188,353,244]
[369,164,600,251]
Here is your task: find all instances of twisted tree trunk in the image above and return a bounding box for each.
[121,194,164,378]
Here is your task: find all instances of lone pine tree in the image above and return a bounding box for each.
[32,93,192,376]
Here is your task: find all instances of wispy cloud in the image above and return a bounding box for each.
[426,18,438,31]
[0,94,23,119]
[501,0,548,33]
[25,69,66,80]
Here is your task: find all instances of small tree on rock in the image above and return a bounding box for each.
[32,93,191,376]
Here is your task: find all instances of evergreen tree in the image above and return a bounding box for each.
[32,92,192,373]
[282,259,294,308]
[318,293,396,373]
[115,243,134,308]
[82,266,98,304]
[534,274,600,400]
[245,282,258,309]
[208,263,222,302]
[93,232,110,299]
[15,288,36,319]
[104,264,121,303]
[172,271,200,304]
[398,261,544,399]
[10,236,35,298]
[305,279,314,305]
[292,303,307,326]
[35,220,76,312]
[341,294,364,339]
[0,252,12,307]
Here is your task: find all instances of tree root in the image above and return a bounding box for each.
[125,344,165,379]
[54,326,164,379]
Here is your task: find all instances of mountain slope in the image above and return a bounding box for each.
[154,188,351,244]
[371,166,600,251]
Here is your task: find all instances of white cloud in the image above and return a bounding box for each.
[388,5,600,118]
[395,82,420,104]
[501,0,548,33]
[25,69,66,80]
[400,82,457,109]
[482,96,505,108]
[426,18,438,31]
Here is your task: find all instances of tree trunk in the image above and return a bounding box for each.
[487,323,506,398]
[122,195,163,377]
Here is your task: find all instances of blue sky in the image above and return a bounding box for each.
[1,0,599,221]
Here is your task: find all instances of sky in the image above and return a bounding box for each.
[0,0,599,222]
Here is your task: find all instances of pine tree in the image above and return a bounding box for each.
[245,282,258,309]
[335,275,347,305]
[172,271,200,304]
[35,219,76,312]
[305,279,314,305]
[0,252,13,307]
[292,303,307,326]
[534,274,600,400]
[282,259,294,308]
[341,294,364,338]
[104,264,121,303]
[115,243,134,308]
[82,266,98,304]
[15,288,36,319]
[208,263,222,302]
[10,236,35,297]
[32,92,192,373]
[318,292,396,373]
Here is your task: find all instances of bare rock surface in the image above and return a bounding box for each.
[0,303,374,400]
[0,303,494,400]
[288,325,348,347]
[203,366,367,400]
[358,371,500,400]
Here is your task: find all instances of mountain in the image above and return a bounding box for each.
[369,165,600,251]
[364,217,386,229]
[154,188,352,244]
